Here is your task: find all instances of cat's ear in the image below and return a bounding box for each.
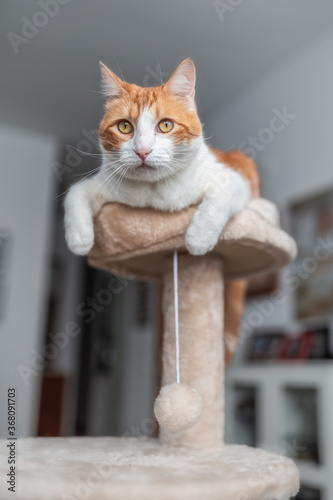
[165,58,196,108]
[99,62,125,99]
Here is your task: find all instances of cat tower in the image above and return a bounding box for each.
[0,198,299,500]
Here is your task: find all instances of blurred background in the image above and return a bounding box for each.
[1,1,333,498]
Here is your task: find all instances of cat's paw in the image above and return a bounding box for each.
[185,221,220,256]
[65,221,94,256]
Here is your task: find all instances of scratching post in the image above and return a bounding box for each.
[0,199,300,500]
[161,254,224,449]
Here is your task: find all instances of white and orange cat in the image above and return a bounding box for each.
[65,58,259,258]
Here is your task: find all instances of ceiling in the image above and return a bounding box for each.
[1,0,333,144]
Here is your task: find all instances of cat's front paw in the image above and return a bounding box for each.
[185,222,220,256]
[65,221,94,256]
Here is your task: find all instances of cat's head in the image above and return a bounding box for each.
[99,59,202,182]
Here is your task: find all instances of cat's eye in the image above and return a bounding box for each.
[158,119,174,133]
[117,120,133,134]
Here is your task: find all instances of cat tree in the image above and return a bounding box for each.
[0,198,299,500]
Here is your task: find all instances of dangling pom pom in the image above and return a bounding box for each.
[154,382,203,432]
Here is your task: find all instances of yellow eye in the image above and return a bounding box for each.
[117,120,133,134]
[158,119,174,133]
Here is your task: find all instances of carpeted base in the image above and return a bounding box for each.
[0,437,299,500]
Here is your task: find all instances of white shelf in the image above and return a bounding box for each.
[227,361,333,381]
[225,362,333,499]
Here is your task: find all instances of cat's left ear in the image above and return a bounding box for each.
[165,58,196,109]
[99,62,125,99]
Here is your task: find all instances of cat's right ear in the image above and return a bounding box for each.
[99,62,124,99]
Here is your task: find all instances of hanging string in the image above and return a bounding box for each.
[173,249,180,384]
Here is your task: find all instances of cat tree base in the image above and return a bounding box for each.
[85,198,299,498]
[0,437,299,500]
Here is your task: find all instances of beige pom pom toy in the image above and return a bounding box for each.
[154,382,203,432]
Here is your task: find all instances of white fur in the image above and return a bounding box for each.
[64,113,250,256]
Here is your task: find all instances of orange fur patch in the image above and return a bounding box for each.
[210,147,261,197]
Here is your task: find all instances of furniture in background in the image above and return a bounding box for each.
[226,362,333,500]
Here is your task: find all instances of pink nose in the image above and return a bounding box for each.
[135,149,152,161]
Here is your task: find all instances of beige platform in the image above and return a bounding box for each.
[88,198,296,280]
[0,437,299,500]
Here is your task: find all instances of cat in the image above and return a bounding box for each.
[64,58,259,257]
[64,58,260,360]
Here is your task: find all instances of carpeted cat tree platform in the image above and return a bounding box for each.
[0,198,299,500]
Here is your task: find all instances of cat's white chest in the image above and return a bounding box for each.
[111,178,200,211]
[99,166,208,211]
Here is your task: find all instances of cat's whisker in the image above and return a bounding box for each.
[108,164,132,196]
[54,165,112,201]
[167,161,215,190]
[87,89,108,98]
[55,187,75,201]
[65,146,104,158]
[159,164,186,198]
[154,54,165,86]
[203,134,214,141]
[73,166,104,178]
[88,163,126,202]
[117,165,132,193]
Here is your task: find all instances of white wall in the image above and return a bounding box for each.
[208,28,333,341]
[0,123,57,437]
[209,28,333,207]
